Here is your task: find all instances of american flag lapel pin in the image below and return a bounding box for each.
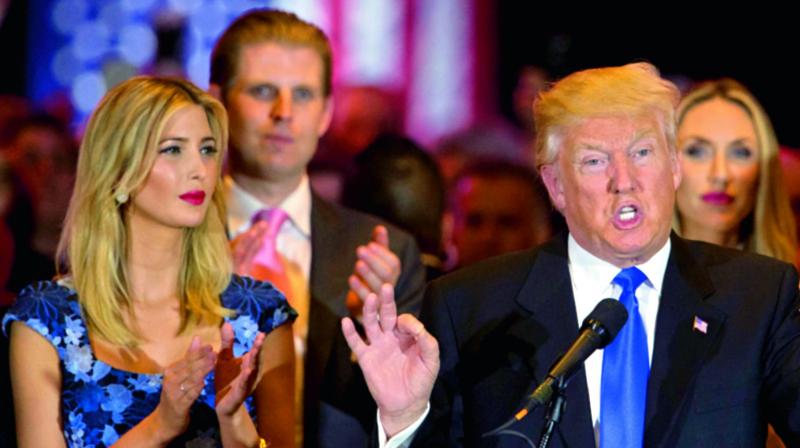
[693,316,708,334]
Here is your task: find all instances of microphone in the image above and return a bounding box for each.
[513,298,628,421]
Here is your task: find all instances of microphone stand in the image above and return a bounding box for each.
[481,372,570,448]
[484,299,626,446]
[537,375,567,448]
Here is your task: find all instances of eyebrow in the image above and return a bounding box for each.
[729,138,755,146]
[681,136,754,147]
[624,129,659,151]
[575,129,658,152]
[159,136,216,144]
[576,143,606,152]
[681,135,711,144]
[246,82,276,89]
[633,128,656,141]
[246,81,316,91]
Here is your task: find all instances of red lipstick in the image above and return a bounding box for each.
[701,192,733,206]
[179,190,206,205]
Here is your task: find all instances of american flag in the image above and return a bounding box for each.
[693,316,708,334]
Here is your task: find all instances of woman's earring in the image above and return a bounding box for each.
[115,192,129,204]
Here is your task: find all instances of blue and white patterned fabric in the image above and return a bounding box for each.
[2,275,296,447]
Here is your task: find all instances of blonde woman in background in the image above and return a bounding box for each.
[4,76,295,447]
[674,78,795,448]
[674,78,797,265]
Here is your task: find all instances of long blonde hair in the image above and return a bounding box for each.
[674,79,797,264]
[57,76,233,346]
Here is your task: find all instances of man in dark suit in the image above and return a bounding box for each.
[343,62,800,447]
[209,9,426,447]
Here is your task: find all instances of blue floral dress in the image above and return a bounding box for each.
[2,275,297,447]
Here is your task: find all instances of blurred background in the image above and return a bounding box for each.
[1,1,797,146]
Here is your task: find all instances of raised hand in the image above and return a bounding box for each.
[214,321,267,417]
[346,225,402,319]
[342,284,439,437]
[230,222,292,298]
[156,337,216,438]
[231,221,270,275]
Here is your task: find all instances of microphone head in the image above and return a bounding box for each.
[581,298,628,348]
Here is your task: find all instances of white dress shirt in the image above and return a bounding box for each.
[568,234,670,440]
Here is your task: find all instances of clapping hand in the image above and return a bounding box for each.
[214,322,267,417]
[156,337,216,438]
[346,226,402,319]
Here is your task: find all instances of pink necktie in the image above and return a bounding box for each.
[251,208,289,272]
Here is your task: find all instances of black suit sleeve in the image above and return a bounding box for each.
[762,263,800,443]
[390,230,426,317]
[403,279,464,447]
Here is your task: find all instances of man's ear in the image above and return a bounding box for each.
[208,83,223,102]
[540,163,566,211]
[318,96,334,137]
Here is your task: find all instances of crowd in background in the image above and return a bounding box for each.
[0,9,799,446]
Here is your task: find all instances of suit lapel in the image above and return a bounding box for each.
[644,234,726,447]
[504,235,596,447]
[305,194,353,419]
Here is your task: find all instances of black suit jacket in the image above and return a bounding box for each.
[305,194,425,447]
[411,233,800,447]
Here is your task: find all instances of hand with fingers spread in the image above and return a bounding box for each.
[347,225,403,319]
[342,284,439,437]
[154,337,217,441]
[214,322,267,417]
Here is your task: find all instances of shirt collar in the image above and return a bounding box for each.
[567,233,671,293]
[224,174,312,238]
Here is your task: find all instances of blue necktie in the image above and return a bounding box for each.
[600,266,649,448]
